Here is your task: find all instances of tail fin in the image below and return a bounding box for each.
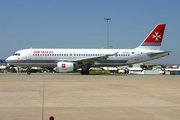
[137,24,166,50]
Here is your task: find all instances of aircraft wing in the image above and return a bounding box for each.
[148,51,171,57]
[72,52,118,64]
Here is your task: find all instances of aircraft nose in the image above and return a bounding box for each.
[6,56,13,63]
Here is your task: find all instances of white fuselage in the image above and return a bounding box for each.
[5,24,170,75]
[6,48,167,69]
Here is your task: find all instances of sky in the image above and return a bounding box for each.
[0,0,180,64]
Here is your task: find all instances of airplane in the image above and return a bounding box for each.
[6,24,171,75]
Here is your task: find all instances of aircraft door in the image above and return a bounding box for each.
[70,53,76,60]
[26,50,31,60]
[134,50,140,60]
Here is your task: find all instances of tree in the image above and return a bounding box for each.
[8,67,17,73]
[129,64,133,67]
[30,69,38,73]
[140,65,148,70]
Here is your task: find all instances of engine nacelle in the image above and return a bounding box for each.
[56,62,74,72]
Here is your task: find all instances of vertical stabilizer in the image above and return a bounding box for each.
[137,24,166,50]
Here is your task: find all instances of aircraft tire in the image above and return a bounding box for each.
[81,70,89,75]
[81,70,85,75]
[85,70,89,75]
[27,71,31,75]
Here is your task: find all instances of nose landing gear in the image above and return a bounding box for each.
[27,67,31,75]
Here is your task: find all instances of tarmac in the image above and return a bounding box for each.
[0,73,180,120]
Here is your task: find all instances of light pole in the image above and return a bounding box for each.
[104,18,111,49]
[104,18,111,71]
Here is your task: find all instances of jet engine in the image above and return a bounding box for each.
[56,62,74,72]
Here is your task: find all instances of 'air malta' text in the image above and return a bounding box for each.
[34,51,54,54]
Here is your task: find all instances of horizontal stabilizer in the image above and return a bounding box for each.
[148,51,171,57]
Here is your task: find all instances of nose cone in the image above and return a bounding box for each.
[6,56,16,67]
[6,56,13,63]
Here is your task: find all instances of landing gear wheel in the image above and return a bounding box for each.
[85,70,89,75]
[81,70,89,75]
[27,71,31,75]
[27,67,31,75]
[81,70,85,75]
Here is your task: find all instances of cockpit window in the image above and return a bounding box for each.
[13,53,20,56]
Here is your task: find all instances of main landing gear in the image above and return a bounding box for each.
[81,70,89,75]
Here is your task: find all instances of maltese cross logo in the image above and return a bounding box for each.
[152,32,161,41]
[62,64,66,68]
